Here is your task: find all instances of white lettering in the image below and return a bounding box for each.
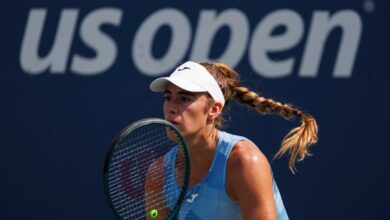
[71,8,122,75]
[20,9,78,74]
[189,9,249,67]
[299,10,362,78]
[249,10,304,78]
[132,8,191,76]
[20,8,363,79]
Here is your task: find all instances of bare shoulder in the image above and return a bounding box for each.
[226,140,277,219]
[228,140,270,170]
[226,140,273,202]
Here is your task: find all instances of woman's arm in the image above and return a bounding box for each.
[226,140,277,220]
[145,157,169,220]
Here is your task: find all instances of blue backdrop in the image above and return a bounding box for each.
[1,0,389,219]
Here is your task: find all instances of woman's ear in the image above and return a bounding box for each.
[208,102,223,120]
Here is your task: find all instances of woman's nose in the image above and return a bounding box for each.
[165,100,178,115]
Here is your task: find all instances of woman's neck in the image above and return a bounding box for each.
[185,126,219,186]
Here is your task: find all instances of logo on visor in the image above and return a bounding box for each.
[177,67,191,71]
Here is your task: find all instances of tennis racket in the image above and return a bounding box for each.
[103,118,191,220]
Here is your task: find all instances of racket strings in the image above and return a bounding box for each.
[106,123,188,220]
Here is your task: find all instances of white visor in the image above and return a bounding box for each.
[150,61,225,107]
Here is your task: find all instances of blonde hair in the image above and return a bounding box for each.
[200,62,318,173]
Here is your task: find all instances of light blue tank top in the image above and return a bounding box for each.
[162,131,289,220]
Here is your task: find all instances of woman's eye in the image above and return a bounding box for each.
[179,97,190,102]
[164,96,171,101]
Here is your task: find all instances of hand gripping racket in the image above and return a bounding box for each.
[103,118,191,220]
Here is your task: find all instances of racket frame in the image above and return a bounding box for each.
[103,118,191,220]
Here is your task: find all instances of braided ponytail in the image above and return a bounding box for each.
[200,62,318,173]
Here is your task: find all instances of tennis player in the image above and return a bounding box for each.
[148,61,318,220]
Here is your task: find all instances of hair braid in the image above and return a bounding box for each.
[200,61,319,173]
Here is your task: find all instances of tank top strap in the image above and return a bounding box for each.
[216,130,247,156]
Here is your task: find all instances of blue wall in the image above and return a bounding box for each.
[1,0,389,219]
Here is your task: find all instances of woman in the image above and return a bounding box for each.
[147,61,318,220]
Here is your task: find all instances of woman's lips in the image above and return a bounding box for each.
[166,118,179,125]
[166,119,181,129]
